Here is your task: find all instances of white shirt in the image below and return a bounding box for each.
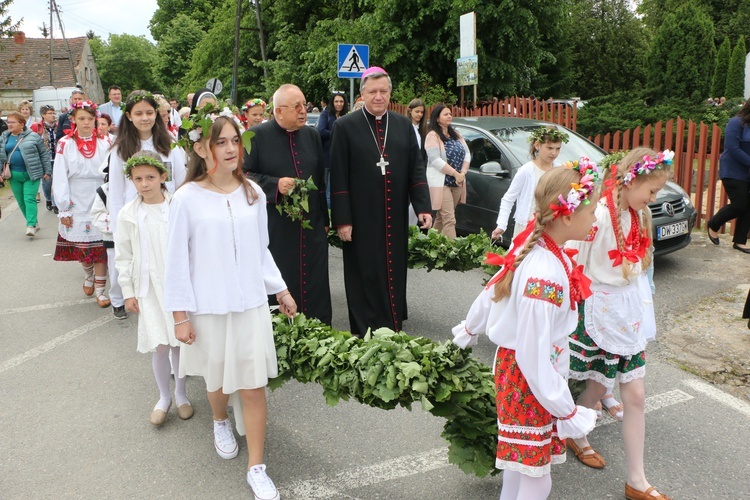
[496,160,558,232]
[452,242,596,438]
[164,182,287,314]
[107,137,187,234]
[52,134,111,242]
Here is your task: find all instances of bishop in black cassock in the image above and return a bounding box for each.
[330,68,431,336]
[243,86,332,324]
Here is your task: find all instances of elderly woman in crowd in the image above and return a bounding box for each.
[0,110,51,236]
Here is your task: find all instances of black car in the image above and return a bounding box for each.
[451,117,697,256]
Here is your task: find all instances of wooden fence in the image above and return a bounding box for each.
[588,118,725,232]
[390,96,579,130]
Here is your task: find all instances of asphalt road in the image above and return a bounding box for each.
[2,203,749,499]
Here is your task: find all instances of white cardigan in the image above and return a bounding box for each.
[114,191,173,300]
[164,181,286,315]
[495,160,559,232]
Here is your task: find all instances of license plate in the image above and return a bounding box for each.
[656,220,688,240]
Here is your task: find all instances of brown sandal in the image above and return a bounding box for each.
[602,394,624,421]
[625,484,672,500]
[567,439,606,469]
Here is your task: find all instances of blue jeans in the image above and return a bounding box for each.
[42,172,56,207]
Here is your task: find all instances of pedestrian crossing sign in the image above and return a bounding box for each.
[338,44,369,78]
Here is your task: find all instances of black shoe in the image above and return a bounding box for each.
[46,200,53,211]
[707,226,720,245]
[52,206,59,214]
[113,305,128,320]
[733,243,750,254]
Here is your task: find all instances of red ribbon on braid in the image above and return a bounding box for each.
[603,164,619,192]
[564,248,592,304]
[484,219,536,289]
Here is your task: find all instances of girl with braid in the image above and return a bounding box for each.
[453,160,601,500]
[566,147,673,500]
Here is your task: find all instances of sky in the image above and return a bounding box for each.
[11,0,158,42]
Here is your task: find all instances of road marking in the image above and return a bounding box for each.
[281,389,695,497]
[683,378,750,417]
[594,389,694,427]
[280,447,449,499]
[0,315,114,375]
[0,298,95,315]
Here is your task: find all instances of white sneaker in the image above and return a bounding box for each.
[247,465,280,500]
[26,226,35,237]
[213,418,238,459]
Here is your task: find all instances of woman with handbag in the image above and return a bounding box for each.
[424,103,471,239]
[0,111,52,236]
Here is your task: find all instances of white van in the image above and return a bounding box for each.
[31,86,80,118]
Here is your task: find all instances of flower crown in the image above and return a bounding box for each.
[241,98,266,112]
[173,100,253,153]
[619,150,674,186]
[120,91,155,111]
[68,100,100,118]
[123,154,169,179]
[550,157,601,219]
[528,126,570,145]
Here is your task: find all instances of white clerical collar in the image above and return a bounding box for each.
[363,105,386,120]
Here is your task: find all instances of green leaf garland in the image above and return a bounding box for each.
[271,313,500,477]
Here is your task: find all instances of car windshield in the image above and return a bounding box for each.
[489,126,604,165]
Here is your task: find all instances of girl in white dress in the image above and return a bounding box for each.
[53,100,111,307]
[114,151,192,426]
[566,148,672,500]
[492,126,569,241]
[107,90,187,318]
[453,160,600,500]
[164,113,296,500]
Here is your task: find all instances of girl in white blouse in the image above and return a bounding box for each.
[114,151,192,426]
[566,148,672,500]
[164,115,295,500]
[453,161,600,500]
[492,126,569,241]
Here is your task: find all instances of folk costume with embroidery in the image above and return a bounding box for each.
[52,132,110,263]
[453,238,596,477]
[566,193,656,388]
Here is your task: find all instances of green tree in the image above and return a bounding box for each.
[148,0,215,42]
[156,14,204,90]
[727,1,750,53]
[567,0,649,99]
[638,0,742,47]
[725,36,746,98]
[710,36,731,97]
[0,0,20,37]
[94,34,160,93]
[646,1,715,100]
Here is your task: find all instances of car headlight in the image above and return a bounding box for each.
[668,181,694,208]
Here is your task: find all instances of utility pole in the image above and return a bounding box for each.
[49,0,53,85]
[231,0,242,104]
[51,0,78,86]
[254,0,268,78]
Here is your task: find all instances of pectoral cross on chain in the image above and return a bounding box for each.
[377,156,389,175]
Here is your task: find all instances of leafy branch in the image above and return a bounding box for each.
[329,225,502,276]
[271,313,499,477]
[276,176,318,229]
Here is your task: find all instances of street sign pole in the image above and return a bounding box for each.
[338,43,369,107]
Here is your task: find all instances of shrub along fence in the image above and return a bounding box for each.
[588,118,725,232]
[390,96,579,131]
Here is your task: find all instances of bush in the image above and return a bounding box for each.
[392,72,458,106]
[725,36,747,99]
[710,37,731,98]
[576,91,737,138]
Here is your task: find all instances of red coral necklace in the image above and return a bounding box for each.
[74,132,97,159]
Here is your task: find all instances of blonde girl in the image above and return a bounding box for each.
[566,147,673,500]
[492,126,569,241]
[164,112,296,500]
[453,160,600,500]
[114,151,192,426]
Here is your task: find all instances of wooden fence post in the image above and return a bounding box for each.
[603,133,611,152]
[674,118,685,176]
[613,131,621,152]
[653,121,663,151]
[665,119,674,151]
[623,129,631,150]
[633,126,641,148]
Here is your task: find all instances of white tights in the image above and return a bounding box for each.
[499,470,552,500]
[152,345,188,411]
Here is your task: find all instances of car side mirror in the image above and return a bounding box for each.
[479,161,509,177]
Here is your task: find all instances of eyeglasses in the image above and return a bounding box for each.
[42,105,55,111]
[278,102,305,112]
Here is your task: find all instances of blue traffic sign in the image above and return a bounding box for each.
[337,44,369,78]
